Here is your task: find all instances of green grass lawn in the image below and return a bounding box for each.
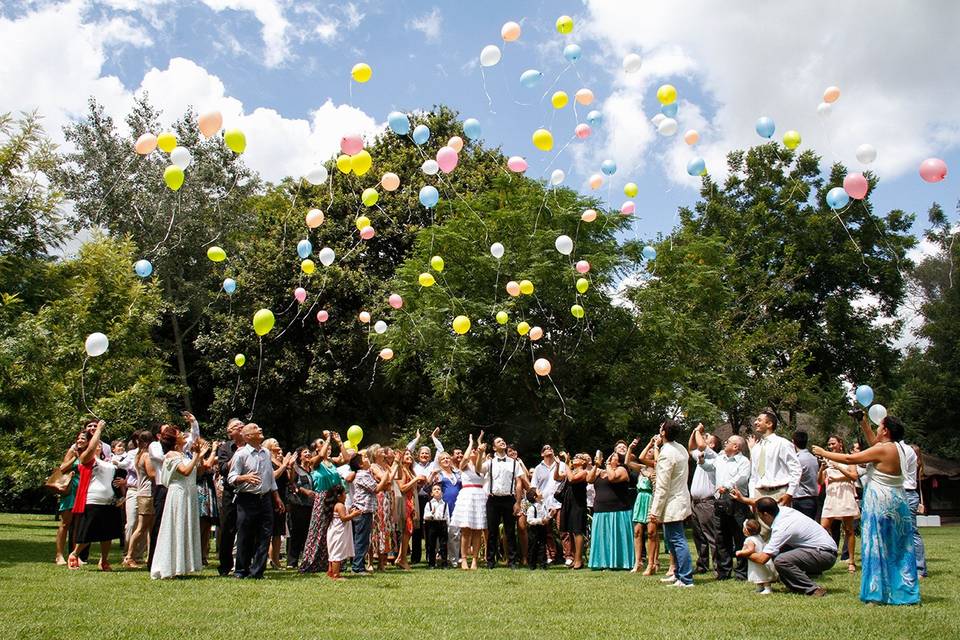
[0,513,956,639]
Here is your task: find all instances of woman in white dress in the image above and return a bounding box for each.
[818,435,860,572]
[450,433,487,570]
[150,426,215,579]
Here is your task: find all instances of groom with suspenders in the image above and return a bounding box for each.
[482,436,524,568]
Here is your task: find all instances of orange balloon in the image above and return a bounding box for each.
[506,281,521,297]
[534,358,552,377]
[581,209,597,222]
[448,136,464,153]
[589,174,603,189]
[529,326,543,341]
[381,172,400,191]
[134,133,157,155]
[501,21,521,42]
[575,88,594,106]
[198,111,223,138]
[683,129,699,145]
[823,86,840,103]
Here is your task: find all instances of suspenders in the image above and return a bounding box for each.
[487,456,517,496]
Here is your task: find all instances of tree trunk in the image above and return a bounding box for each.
[169,310,192,412]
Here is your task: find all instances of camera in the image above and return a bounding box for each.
[847,408,864,421]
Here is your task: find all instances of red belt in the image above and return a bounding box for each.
[462,484,483,488]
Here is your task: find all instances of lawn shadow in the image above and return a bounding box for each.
[0,539,58,568]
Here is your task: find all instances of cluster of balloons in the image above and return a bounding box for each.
[336,135,373,176]
[854,384,888,426]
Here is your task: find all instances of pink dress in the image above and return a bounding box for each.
[326,508,355,562]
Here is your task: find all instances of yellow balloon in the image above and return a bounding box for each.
[301,259,315,274]
[517,321,530,336]
[519,279,534,295]
[224,129,246,154]
[206,246,226,262]
[361,188,379,207]
[624,182,638,198]
[783,130,802,150]
[551,91,569,109]
[164,165,184,191]
[496,311,508,325]
[556,15,573,34]
[571,304,585,319]
[355,215,371,230]
[336,154,353,174]
[252,309,275,336]
[157,132,177,153]
[418,272,435,287]
[576,277,589,293]
[234,354,246,367]
[532,128,554,152]
[430,255,444,272]
[350,150,372,176]
[656,84,677,106]
[351,62,372,83]
[452,315,471,335]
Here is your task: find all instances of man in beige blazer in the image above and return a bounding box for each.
[649,420,694,587]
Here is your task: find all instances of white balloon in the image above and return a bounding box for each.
[856,144,877,164]
[868,403,887,426]
[421,159,439,175]
[304,166,328,185]
[170,146,192,170]
[817,102,832,117]
[657,117,678,136]
[490,242,505,259]
[622,53,642,74]
[555,234,573,255]
[318,246,335,266]
[85,332,109,357]
[550,169,565,185]
[374,320,387,335]
[480,44,501,67]
[651,113,666,127]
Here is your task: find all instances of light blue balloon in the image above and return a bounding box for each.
[387,111,410,135]
[223,278,236,295]
[419,185,439,208]
[413,124,431,145]
[463,118,481,139]
[855,384,874,407]
[826,186,850,210]
[563,44,582,63]
[661,102,678,118]
[134,259,152,278]
[600,159,617,176]
[296,239,313,259]
[686,157,706,176]
[642,245,657,261]
[586,110,603,126]
[755,116,775,139]
[520,69,543,89]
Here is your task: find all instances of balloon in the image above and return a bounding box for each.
[501,21,521,41]
[586,110,603,125]
[318,247,335,266]
[517,321,530,336]
[430,255,444,272]
[361,188,379,207]
[570,304,585,319]
[340,134,364,156]
[783,130,801,150]
[163,165,184,191]
[198,111,222,138]
[387,111,410,135]
[576,260,590,274]
[134,259,152,278]
[844,173,869,200]
[519,279,534,295]
[868,404,887,426]
[620,201,635,215]
[85,332,109,357]
[574,123,592,139]
[381,172,400,191]
[351,62,372,83]
[656,84,677,105]
[563,44,582,63]
[436,146,459,173]
[600,159,617,175]
[755,117,775,139]
[316,310,329,323]
[234,353,245,367]
[687,157,706,176]
[658,118,678,136]
[157,132,177,153]
[463,118,482,139]
[336,154,352,174]
[507,156,528,173]
[448,136,464,152]
[684,130,699,145]
[520,69,543,88]
[412,124,431,145]
[374,320,387,334]
[624,182,638,197]
[855,384,874,407]
[305,166,328,185]
[825,186,849,210]
[622,53,642,73]
[224,129,246,153]
[581,209,597,222]
[301,259,316,274]
[379,348,394,361]
[919,158,947,183]
[576,89,594,106]
[817,102,832,117]
[549,169,565,186]
[355,215,371,230]
[555,234,573,255]
[551,91,569,109]
[358,311,371,324]
[532,129,554,152]
[529,326,543,341]
[496,311,508,325]
[306,208,324,228]
[480,45,501,67]
[207,246,226,262]
[419,185,439,208]
[134,133,157,155]
[389,294,403,309]
[651,113,666,128]
[350,150,372,176]
[418,272,435,287]
[347,425,364,444]
[360,226,375,240]
[490,242,505,259]
[823,86,841,103]
[589,174,603,189]
[556,15,573,34]
[642,245,657,261]
[661,102,679,118]
[534,358,552,376]
[576,277,589,293]
[452,315,471,335]
[421,159,439,175]
[506,281,521,297]
[253,309,275,336]
[223,278,236,294]
[856,144,877,164]
[294,287,307,304]
[297,239,313,259]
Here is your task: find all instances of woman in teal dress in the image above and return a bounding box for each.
[587,452,634,570]
[299,435,345,573]
[626,436,658,574]
[54,431,87,565]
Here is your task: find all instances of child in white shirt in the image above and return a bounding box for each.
[736,519,777,594]
[525,488,551,570]
[423,483,449,568]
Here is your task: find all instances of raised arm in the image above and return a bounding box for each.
[182,411,200,452]
[406,429,421,452]
[59,444,79,473]
[431,427,444,463]
[459,435,475,471]
[859,415,877,447]
[811,443,893,468]
[79,421,105,464]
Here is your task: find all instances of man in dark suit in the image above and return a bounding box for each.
[216,418,244,576]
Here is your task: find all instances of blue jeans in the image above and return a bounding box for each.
[905,490,927,576]
[663,521,693,585]
[351,512,373,573]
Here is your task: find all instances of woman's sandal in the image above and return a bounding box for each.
[67,554,80,570]
[848,563,857,573]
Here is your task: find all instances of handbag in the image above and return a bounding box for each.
[44,466,75,495]
[553,480,568,504]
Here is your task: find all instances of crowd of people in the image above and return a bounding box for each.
[49,408,925,604]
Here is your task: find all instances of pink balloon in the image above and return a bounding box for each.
[388,293,403,309]
[843,173,869,200]
[134,133,157,155]
[340,134,364,155]
[620,201,635,215]
[576,260,590,274]
[358,311,371,324]
[316,310,329,323]
[507,156,528,173]
[436,146,459,173]
[448,136,464,152]
[198,111,223,138]
[294,287,307,303]
[506,281,521,297]
[589,174,603,189]
[919,158,947,183]
[575,88,594,105]
[534,358,552,377]
[360,226,375,240]
[575,123,592,139]
[529,326,544,341]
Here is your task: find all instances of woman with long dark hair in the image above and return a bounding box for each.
[299,433,345,573]
[67,420,123,571]
[555,452,590,570]
[122,430,156,568]
[818,435,859,573]
[394,448,419,569]
[54,430,87,565]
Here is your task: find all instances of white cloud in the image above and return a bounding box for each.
[200,0,289,67]
[406,7,442,43]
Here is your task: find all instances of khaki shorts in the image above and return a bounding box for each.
[136,496,155,516]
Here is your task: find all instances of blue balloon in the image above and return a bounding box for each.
[586,110,603,126]
[600,159,617,176]
[686,157,706,176]
[412,124,430,145]
[463,118,482,139]
[519,69,543,88]
[223,278,236,295]
[661,102,678,118]
[296,239,313,259]
[134,259,152,278]
[855,384,874,407]
[642,245,657,261]
[563,44,582,63]
[419,185,439,208]
[826,186,850,210]
[755,116,775,139]
[387,111,410,135]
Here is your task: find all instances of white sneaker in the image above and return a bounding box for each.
[759,587,773,595]
[564,558,573,567]
[660,576,678,583]
[669,579,694,588]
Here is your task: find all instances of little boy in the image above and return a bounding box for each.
[423,483,449,568]
[525,487,550,570]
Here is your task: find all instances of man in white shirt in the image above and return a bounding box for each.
[531,444,569,565]
[406,428,444,564]
[688,423,718,574]
[748,410,802,535]
[702,434,751,580]
[481,436,524,569]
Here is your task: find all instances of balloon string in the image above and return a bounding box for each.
[302,299,319,326]
[529,340,541,388]
[248,338,263,420]
[498,323,510,362]
[443,336,459,395]
[368,356,379,390]
[147,191,181,257]
[547,374,571,420]
[274,306,301,340]
[539,64,571,102]
[79,355,102,420]
[230,370,241,409]
[542,136,575,175]
[204,166,242,247]
[500,336,523,374]
[93,156,135,224]
[492,260,501,310]
[480,68,496,114]
[832,203,872,277]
